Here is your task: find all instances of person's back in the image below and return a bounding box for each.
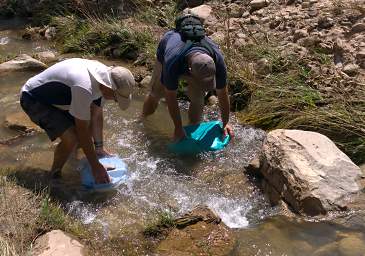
[157,30,227,91]
[20,58,135,184]
[22,58,108,120]
[142,14,233,142]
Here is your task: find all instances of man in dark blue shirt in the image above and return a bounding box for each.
[142,30,234,142]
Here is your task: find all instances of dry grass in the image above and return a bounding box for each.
[0,236,18,256]
[331,0,365,15]
[0,172,87,255]
[0,176,42,254]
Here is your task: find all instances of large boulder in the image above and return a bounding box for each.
[0,54,47,74]
[259,129,363,216]
[186,4,217,27]
[31,230,85,256]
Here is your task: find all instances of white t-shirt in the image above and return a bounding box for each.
[22,58,107,120]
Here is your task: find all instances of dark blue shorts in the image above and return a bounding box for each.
[20,91,75,141]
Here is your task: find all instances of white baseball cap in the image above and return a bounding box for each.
[88,62,135,110]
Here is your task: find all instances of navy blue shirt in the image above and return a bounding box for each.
[156,30,227,90]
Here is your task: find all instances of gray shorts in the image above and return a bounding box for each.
[20,92,74,141]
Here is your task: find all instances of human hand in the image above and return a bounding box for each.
[173,127,186,143]
[223,124,234,139]
[92,163,111,184]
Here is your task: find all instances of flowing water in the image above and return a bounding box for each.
[1,19,365,256]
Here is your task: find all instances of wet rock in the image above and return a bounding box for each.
[246,156,261,176]
[250,0,268,11]
[334,211,365,231]
[313,242,338,256]
[234,217,315,255]
[338,234,365,255]
[4,112,42,134]
[140,75,152,88]
[31,230,85,256]
[196,166,253,197]
[259,129,363,216]
[156,206,235,256]
[0,54,47,74]
[35,51,58,64]
[343,64,360,76]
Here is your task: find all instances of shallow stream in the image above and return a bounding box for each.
[1,18,365,255]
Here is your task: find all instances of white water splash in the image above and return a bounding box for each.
[0,37,10,45]
[67,201,97,224]
[208,197,250,228]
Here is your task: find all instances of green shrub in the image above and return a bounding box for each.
[51,15,157,60]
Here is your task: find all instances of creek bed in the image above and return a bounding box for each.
[1,18,365,256]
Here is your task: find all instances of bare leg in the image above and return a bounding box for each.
[50,127,78,178]
[188,103,204,125]
[187,79,205,125]
[142,60,164,118]
[142,94,160,117]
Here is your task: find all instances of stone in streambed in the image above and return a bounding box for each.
[34,51,58,64]
[4,112,42,134]
[259,129,363,216]
[0,54,47,74]
[156,206,235,256]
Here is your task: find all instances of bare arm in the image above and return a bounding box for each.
[91,103,103,143]
[74,117,110,184]
[216,86,234,137]
[90,103,112,157]
[165,88,186,141]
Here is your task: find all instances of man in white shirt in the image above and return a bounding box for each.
[20,58,135,184]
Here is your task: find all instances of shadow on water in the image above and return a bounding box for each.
[0,17,30,30]
[7,166,118,203]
